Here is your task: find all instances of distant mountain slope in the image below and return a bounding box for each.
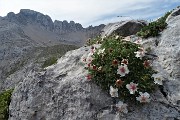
[0,9,104,84]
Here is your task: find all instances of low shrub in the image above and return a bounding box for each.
[82,35,162,113]
[137,11,171,38]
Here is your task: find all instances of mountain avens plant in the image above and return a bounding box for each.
[82,35,160,113]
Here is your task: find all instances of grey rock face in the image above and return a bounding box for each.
[9,47,112,120]
[8,9,54,31]
[0,19,36,81]
[101,20,146,38]
[143,7,180,106]
[157,15,180,105]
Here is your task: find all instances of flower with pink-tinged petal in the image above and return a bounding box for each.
[82,52,94,68]
[123,36,131,41]
[134,38,142,44]
[81,57,87,64]
[134,47,145,59]
[116,79,124,87]
[121,59,128,65]
[87,53,94,63]
[143,60,151,68]
[112,59,119,66]
[116,101,128,113]
[117,64,129,77]
[84,63,91,68]
[91,46,96,53]
[126,82,138,94]
[86,74,92,80]
[136,92,150,103]
[109,86,118,97]
[92,65,97,70]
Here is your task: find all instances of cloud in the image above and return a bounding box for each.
[0,0,179,27]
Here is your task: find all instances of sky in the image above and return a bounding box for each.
[0,0,179,27]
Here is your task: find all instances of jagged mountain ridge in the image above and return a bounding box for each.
[2,9,105,45]
[6,9,83,32]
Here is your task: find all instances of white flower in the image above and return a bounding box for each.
[97,48,105,55]
[136,92,150,103]
[115,35,119,39]
[109,86,118,97]
[94,44,101,49]
[134,39,142,44]
[98,66,102,71]
[152,74,164,85]
[80,57,87,64]
[134,47,145,59]
[91,48,96,53]
[86,52,93,62]
[123,36,131,41]
[82,52,94,68]
[134,51,144,59]
[86,74,92,80]
[84,63,91,68]
[116,101,128,113]
[126,82,138,94]
[117,64,129,77]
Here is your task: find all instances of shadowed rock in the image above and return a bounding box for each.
[101,20,147,38]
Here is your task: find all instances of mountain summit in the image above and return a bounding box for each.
[5,9,85,33]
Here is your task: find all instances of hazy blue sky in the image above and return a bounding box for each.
[0,0,179,27]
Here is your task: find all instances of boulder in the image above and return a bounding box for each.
[166,7,180,22]
[101,20,147,38]
[9,47,113,120]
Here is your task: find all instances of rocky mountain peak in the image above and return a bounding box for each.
[5,9,86,32]
[5,9,54,31]
[19,9,39,15]
[54,20,83,33]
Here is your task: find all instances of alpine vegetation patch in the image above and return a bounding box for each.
[0,89,13,120]
[137,11,172,38]
[81,35,163,114]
